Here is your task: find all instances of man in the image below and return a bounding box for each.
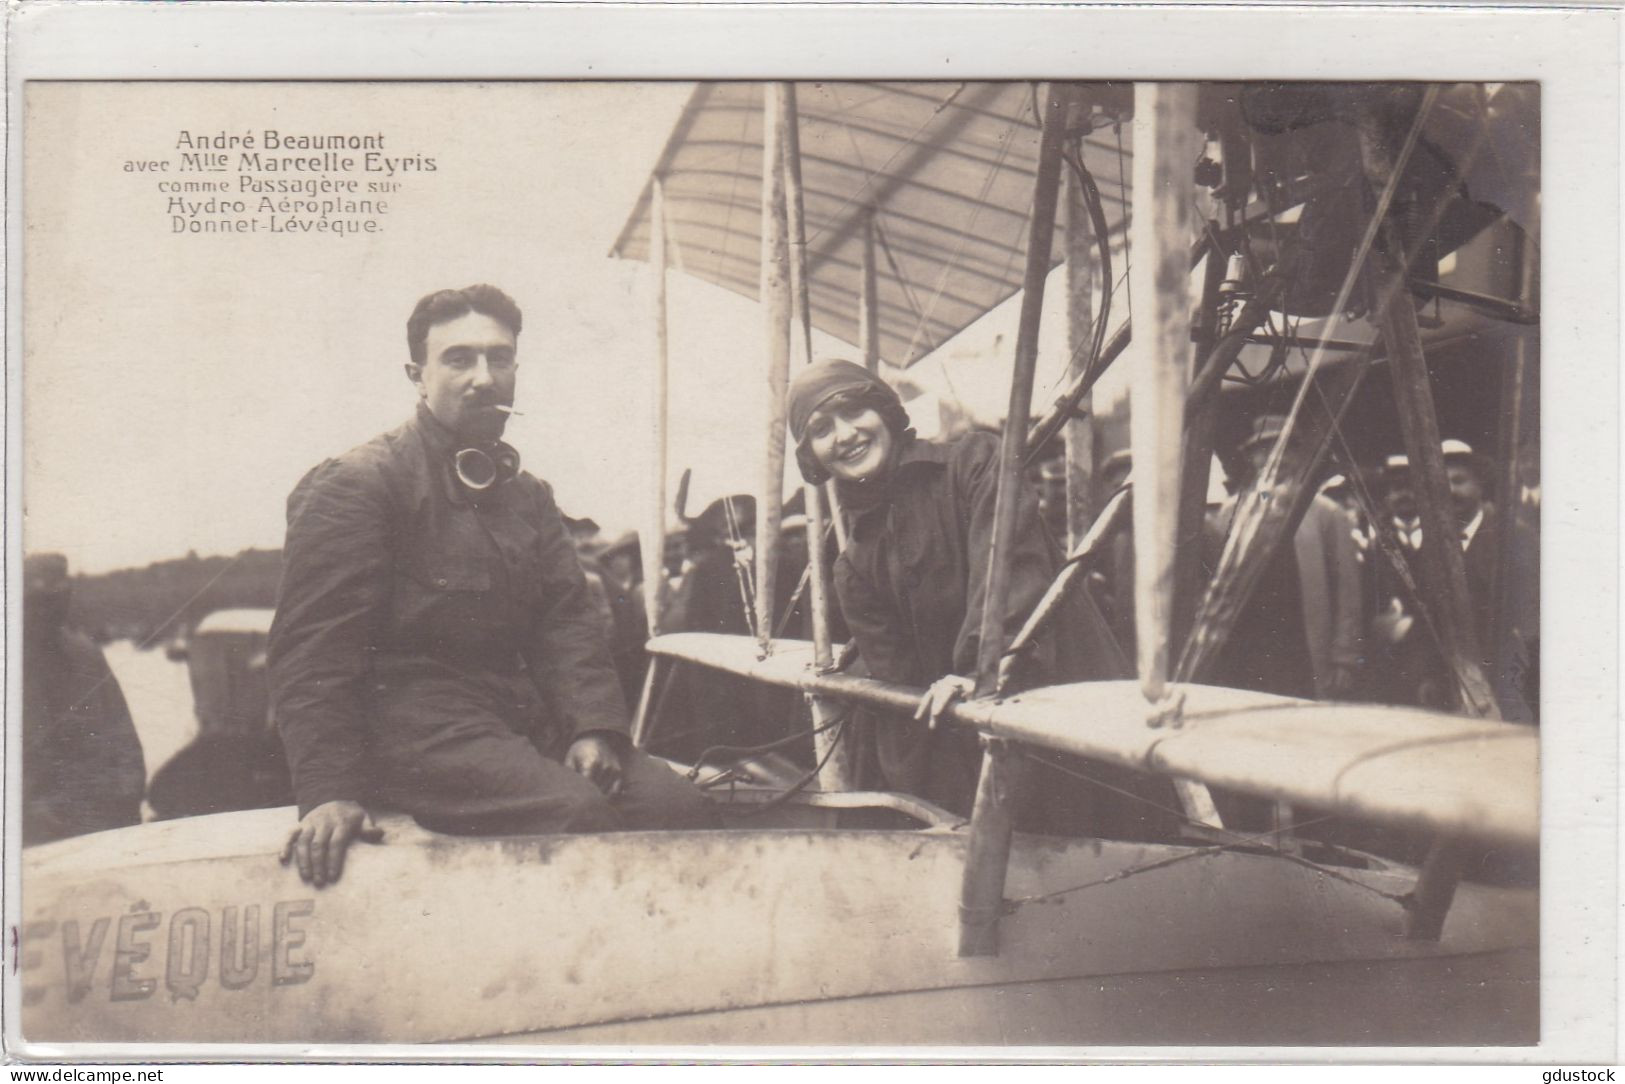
[1380,453,1424,551]
[1443,439,1495,639]
[1213,415,1363,700]
[1443,438,1534,720]
[563,515,647,707]
[22,553,146,845]
[270,285,715,888]
[1369,440,1515,711]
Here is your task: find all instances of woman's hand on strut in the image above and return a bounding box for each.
[279,800,384,888]
[915,674,975,730]
[566,734,625,797]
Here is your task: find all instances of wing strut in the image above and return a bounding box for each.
[780,82,858,790]
[1354,95,1500,940]
[958,82,1074,958]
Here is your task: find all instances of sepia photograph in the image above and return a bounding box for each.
[3,1,1617,1064]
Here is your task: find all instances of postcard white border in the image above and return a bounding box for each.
[5,0,1619,1066]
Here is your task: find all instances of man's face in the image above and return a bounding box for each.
[1385,477,1418,523]
[1447,462,1484,525]
[409,311,518,443]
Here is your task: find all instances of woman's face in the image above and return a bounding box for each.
[806,401,893,483]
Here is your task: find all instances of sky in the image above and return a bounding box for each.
[22,80,1123,575]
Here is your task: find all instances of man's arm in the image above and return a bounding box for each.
[518,480,632,778]
[268,458,392,883]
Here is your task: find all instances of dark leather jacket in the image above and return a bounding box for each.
[269,404,628,815]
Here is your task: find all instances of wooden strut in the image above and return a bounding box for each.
[644,176,671,638]
[630,653,668,749]
[1061,136,1097,549]
[1489,330,1535,723]
[998,485,1133,690]
[1169,231,1230,660]
[1125,84,1223,827]
[757,83,793,654]
[1355,97,1498,942]
[781,81,856,790]
[1167,275,1286,683]
[959,82,1073,959]
[859,208,881,373]
[1022,236,1208,466]
[971,81,1073,697]
[1127,82,1202,711]
[1175,346,1374,687]
[957,739,1026,957]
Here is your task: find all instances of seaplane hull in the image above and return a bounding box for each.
[18,806,1535,1048]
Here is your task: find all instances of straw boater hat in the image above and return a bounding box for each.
[1441,438,1493,492]
[1385,442,1486,472]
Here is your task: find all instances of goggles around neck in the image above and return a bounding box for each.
[454,442,521,492]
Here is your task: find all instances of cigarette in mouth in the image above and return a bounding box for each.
[494,405,523,416]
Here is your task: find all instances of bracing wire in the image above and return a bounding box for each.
[1020,116,1125,468]
[1272,89,1502,706]
[1002,757,1412,911]
[729,718,849,815]
[899,110,1022,365]
[806,83,968,249]
[687,716,845,783]
[1006,812,1409,910]
[1020,751,1405,910]
[1113,119,1133,315]
[721,495,759,641]
[1179,87,1442,684]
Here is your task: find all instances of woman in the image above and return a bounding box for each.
[789,359,1173,838]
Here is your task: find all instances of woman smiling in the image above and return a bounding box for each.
[789,359,1169,836]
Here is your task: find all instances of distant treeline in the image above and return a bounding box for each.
[68,549,283,646]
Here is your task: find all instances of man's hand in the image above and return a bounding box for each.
[914,674,975,730]
[279,800,383,888]
[566,734,625,797]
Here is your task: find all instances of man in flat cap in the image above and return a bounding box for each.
[1213,414,1363,700]
[22,552,146,845]
[269,285,715,888]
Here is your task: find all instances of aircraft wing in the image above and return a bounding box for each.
[650,632,1538,850]
[609,81,1133,369]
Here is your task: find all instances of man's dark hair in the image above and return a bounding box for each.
[407,284,523,365]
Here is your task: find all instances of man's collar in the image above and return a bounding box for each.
[411,400,461,455]
[1460,506,1485,548]
[409,401,479,506]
